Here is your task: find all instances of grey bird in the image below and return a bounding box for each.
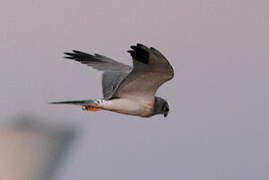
[51,43,174,118]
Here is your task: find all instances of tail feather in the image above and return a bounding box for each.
[49,100,96,106]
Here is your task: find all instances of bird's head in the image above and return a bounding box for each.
[154,96,170,118]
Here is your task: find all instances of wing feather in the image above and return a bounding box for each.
[64,50,131,71]
[63,50,132,99]
[114,44,174,98]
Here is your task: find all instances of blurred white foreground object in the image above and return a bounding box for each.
[0,120,76,180]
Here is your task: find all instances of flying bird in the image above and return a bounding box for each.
[51,43,174,118]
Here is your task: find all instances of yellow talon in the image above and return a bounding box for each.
[82,106,103,111]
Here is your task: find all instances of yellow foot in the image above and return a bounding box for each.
[82,106,103,111]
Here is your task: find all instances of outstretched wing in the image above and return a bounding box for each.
[102,71,130,99]
[114,44,174,99]
[64,50,131,71]
[64,50,132,99]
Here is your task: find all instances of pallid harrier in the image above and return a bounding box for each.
[51,43,174,118]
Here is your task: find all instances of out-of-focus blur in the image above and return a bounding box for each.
[0,119,76,180]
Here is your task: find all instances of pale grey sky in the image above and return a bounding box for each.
[1,0,269,179]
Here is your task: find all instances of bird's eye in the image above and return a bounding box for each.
[163,105,169,112]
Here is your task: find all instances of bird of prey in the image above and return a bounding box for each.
[51,43,174,118]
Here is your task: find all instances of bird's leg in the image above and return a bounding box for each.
[82,106,103,111]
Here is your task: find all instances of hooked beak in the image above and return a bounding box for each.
[164,112,168,118]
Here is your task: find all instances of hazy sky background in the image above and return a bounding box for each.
[1,0,269,179]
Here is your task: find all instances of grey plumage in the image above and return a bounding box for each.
[116,44,174,99]
[52,43,174,118]
[64,50,131,71]
[64,50,132,100]
[50,99,97,106]
[153,97,169,117]
[102,71,130,99]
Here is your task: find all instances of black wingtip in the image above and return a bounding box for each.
[136,43,143,47]
[64,52,75,59]
[130,45,137,50]
[72,50,81,54]
[128,44,149,64]
[63,50,102,63]
[64,56,73,59]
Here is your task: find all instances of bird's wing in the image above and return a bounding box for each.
[114,44,174,99]
[64,50,132,100]
[64,50,131,71]
[102,71,130,99]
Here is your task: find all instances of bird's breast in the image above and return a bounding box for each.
[103,98,154,117]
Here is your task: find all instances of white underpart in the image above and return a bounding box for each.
[95,98,154,117]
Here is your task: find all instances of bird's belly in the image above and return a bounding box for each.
[104,98,153,117]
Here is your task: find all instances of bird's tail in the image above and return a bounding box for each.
[50,100,94,105]
[50,99,105,111]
